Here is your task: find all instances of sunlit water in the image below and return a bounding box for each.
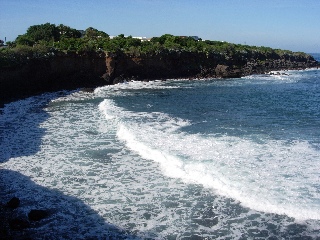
[1,67,320,239]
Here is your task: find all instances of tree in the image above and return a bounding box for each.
[57,24,81,39]
[124,36,141,48]
[109,34,127,49]
[156,34,175,45]
[15,35,34,46]
[84,27,109,39]
[25,23,59,42]
[6,41,16,48]
[0,39,4,46]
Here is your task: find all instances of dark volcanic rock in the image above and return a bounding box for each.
[0,50,318,105]
[9,218,30,230]
[80,87,95,93]
[28,209,49,221]
[113,75,126,84]
[0,51,108,104]
[215,64,229,78]
[6,197,20,209]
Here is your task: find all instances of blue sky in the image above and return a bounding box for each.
[0,0,319,52]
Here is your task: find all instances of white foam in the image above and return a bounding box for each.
[242,68,320,84]
[94,80,181,98]
[117,124,186,179]
[1,76,320,238]
[98,97,320,221]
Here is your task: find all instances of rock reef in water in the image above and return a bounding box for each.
[0,50,318,104]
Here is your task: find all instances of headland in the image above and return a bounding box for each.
[0,23,319,105]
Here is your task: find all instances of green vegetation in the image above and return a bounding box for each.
[0,22,311,68]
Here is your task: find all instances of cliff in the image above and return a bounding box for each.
[106,51,318,82]
[0,50,318,104]
[0,51,107,104]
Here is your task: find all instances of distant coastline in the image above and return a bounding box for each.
[1,23,319,105]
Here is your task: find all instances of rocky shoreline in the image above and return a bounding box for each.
[0,51,318,106]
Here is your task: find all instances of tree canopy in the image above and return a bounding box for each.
[15,23,82,46]
[84,27,109,39]
[1,22,310,64]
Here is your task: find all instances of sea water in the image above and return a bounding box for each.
[1,66,320,239]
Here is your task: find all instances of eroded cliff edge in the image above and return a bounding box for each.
[0,50,318,104]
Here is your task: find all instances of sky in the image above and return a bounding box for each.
[0,0,319,53]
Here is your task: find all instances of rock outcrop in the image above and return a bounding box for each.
[28,209,49,221]
[0,51,107,104]
[0,50,318,104]
[103,51,317,83]
[6,197,20,209]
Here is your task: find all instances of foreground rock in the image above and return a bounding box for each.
[6,197,20,209]
[0,196,49,238]
[9,218,30,230]
[28,209,49,221]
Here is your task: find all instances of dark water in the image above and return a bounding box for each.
[1,68,319,239]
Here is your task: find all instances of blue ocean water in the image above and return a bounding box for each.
[1,67,320,239]
[311,53,320,62]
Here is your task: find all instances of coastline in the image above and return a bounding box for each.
[0,51,318,107]
[1,67,318,109]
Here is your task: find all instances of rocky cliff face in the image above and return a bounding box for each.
[0,52,107,104]
[0,50,318,104]
[104,51,318,84]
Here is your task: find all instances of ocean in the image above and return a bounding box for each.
[1,56,320,239]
